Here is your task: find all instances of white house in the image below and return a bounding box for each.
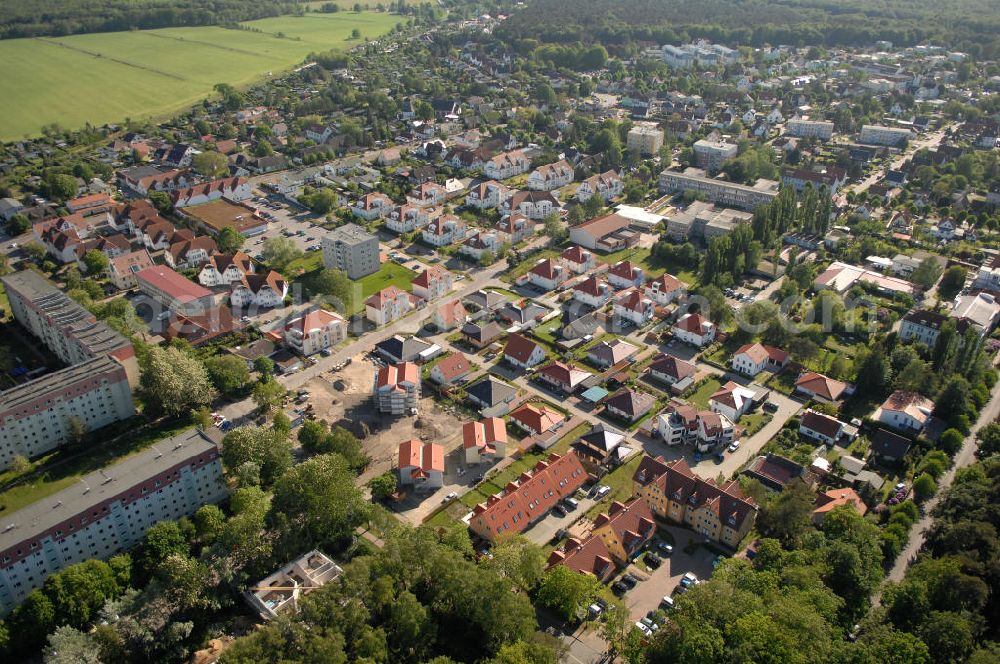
[484,150,530,180]
[230,271,287,309]
[422,214,467,247]
[799,410,846,446]
[431,299,467,331]
[614,288,654,326]
[284,308,347,356]
[708,381,757,422]
[502,190,560,220]
[874,390,934,434]
[365,286,414,326]
[198,251,254,287]
[527,258,568,291]
[560,245,595,275]
[466,180,511,209]
[527,160,573,191]
[672,313,716,346]
[397,439,444,490]
[170,177,251,208]
[459,231,500,260]
[352,193,393,221]
[731,343,789,377]
[572,276,613,308]
[575,171,623,203]
[607,260,644,290]
[407,181,447,207]
[503,333,547,369]
[645,273,686,306]
[411,266,454,301]
[386,204,429,233]
[494,213,536,245]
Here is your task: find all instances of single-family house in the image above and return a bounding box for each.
[813,488,867,524]
[731,343,788,377]
[397,440,444,490]
[573,275,613,308]
[466,377,518,416]
[509,402,564,435]
[572,424,632,472]
[794,371,851,402]
[608,261,644,290]
[503,333,547,369]
[365,286,414,326]
[587,339,638,369]
[799,410,846,446]
[536,361,593,394]
[646,354,697,390]
[871,428,913,463]
[527,258,568,291]
[604,388,656,423]
[561,245,596,275]
[672,313,716,346]
[411,266,453,302]
[708,381,757,422]
[645,273,686,306]
[874,390,934,434]
[431,299,467,331]
[614,288,654,326]
[430,352,472,386]
[463,417,508,464]
[461,321,505,349]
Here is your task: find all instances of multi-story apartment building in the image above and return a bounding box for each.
[527,160,574,191]
[283,308,347,356]
[422,215,467,247]
[786,119,834,140]
[627,123,664,156]
[0,271,139,470]
[632,455,757,548]
[0,428,226,614]
[483,150,530,180]
[411,266,453,302]
[386,204,429,234]
[859,124,912,147]
[135,265,218,316]
[465,181,512,210]
[693,139,738,172]
[322,223,380,279]
[661,41,739,69]
[575,171,624,203]
[659,168,779,211]
[373,362,420,415]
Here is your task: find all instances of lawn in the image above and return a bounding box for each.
[355,262,415,313]
[0,12,398,139]
[584,454,643,519]
[285,250,325,275]
[505,249,560,282]
[596,246,698,285]
[532,317,564,346]
[685,377,723,409]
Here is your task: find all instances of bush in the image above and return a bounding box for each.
[912,473,938,502]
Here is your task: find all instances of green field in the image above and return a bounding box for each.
[0,12,399,140]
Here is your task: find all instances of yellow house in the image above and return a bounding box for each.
[632,455,757,549]
[591,498,657,564]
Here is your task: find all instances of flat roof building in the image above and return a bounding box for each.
[322,223,380,279]
[0,428,226,614]
[659,168,779,211]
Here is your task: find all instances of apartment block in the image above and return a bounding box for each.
[659,168,779,211]
[0,429,227,614]
[786,119,834,140]
[627,123,664,156]
[859,124,912,147]
[693,139,738,172]
[373,362,420,415]
[322,223,380,279]
[0,271,139,470]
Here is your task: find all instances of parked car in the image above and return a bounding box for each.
[612,581,628,596]
[680,572,698,588]
[763,401,779,413]
[552,504,567,517]
[728,441,741,452]
[657,541,674,555]
[442,492,458,503]
[564,497,579,511]
[660,595,675,610]
[621,574,638,589]
[645,553,662,569]
[594,485,611,499]
[635,622,652,637]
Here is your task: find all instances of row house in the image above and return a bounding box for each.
[502,190,560,220]
[465,180,511,209]
[573,275,613,308]
[352,192,393,221]
[365,286,415,326]
[422,214,467,247]
[495,213,535,245]
[118,167,193,196]
[386,204,429,234]
[469,452,587,542]
[575,171,624,203]
[283,308,346,357]
[547,536,615,583]
[632,455,757,548]
[230,271,287,309]
[483,149,530,180]
[411,266,454,301]
[407,181,447,208]
[170,177,250,208]
[645,273,686,306]
[527,159,573,191]
[591,499,656,564]
[75,235,131,267]
[198,251,254,287]
[165,235,218,269]
[614,288,655,326]
[608,260,644,290]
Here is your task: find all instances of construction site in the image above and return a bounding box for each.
[298,352,468,484]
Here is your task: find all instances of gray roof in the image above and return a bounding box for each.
[376,335,431,362]
[325,222,375,245]
[466,377,516,407]
[0,356,124,411]
[0,429,221,555]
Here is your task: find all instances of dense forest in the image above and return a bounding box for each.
[496,0,1000,60]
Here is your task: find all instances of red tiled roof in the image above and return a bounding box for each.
[434,353,470,381]
[471,452,588,540]
[633,455,757,529]
[285,308,344,334]
[375,362,419,389]
[547,536,614,579]
[574,275,608,297]
[136,265,213,303]
[412,266,450,289]
[398,439,444,473]
[509,402,564,433]
[504,333,541,364]
[366,285,407,309]
[814,488,867,516]
[561,245,590,264]
[647,354,696,380]
[463,417,508,451]
[795,371,848,401]
[529,258,562,279]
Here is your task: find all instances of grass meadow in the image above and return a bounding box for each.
[0,12,399,140]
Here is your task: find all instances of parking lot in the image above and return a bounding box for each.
[617,524,718,622]
[243,194,325,256]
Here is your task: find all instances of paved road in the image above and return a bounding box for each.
[882,365,1000,586]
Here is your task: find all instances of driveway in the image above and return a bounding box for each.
[522,497,597,546]
[621,525,717,622]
